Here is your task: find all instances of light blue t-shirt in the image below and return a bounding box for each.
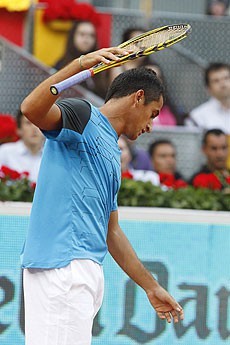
[21,98,121,268]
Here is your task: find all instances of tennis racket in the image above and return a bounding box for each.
[50,23,192,95]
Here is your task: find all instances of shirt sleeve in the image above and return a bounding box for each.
[42,98,91,142]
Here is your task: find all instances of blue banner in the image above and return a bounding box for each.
[0,214,230,344]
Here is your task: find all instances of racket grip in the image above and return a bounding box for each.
[50,69,93,95]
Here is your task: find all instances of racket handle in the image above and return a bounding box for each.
[50,69,94,95]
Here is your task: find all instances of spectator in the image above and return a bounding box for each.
[123,136,153,171]
[190,129,230,190]
[207,0,230,16]
[110,28,181,126]
[145,63,183,126]
[54,20,107,98]
[148,139,187,188]
[119,136,160,185]
[185,62,230,133]
[108,27,154,85]
[0,110,44,182]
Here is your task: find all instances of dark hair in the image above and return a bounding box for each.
[105,67,164,104]
[202,128,226,145]
[204,62,230,86]
[122,27,146,42]
[148,139,175,157]
[16,109,23,128]
[54,20,97,70]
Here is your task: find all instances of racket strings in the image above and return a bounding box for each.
[122,28,188,52]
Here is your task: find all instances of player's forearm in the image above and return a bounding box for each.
[21,58,82,123]
[21,47,128,126]
[107,225,159,293]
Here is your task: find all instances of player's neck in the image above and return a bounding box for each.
[100,99,131,137]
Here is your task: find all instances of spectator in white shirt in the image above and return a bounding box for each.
[185,62,230,134]
[0,110,44,182]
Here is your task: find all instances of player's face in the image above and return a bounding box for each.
[74,22,96,53]
[127,95,163,141]
[151,144,177,174]
[18,116,44,150]
[203,134,228,170]
[207,68,230,101]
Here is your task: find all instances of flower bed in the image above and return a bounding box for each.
[118,179,230,211]
[0,166,35,202]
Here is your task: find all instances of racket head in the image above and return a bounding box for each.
[92,23,192,74]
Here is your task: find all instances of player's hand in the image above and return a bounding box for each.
[146,285,184,323]
[79,47,131,69]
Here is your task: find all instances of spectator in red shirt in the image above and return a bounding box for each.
[148,139,187,189]
[190,128,230,190]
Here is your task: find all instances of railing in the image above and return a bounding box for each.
[92,0,207,14]
[0,36,104,115]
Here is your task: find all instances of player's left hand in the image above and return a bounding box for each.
[80,47,132,69]
[146,285,184,323]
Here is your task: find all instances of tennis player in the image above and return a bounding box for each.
[20,47,184,345]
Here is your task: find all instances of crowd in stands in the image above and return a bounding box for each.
[185,62,230,134]
[0,111,44,183]
[1,18,230,196]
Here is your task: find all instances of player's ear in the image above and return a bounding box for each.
[135,89,145,105]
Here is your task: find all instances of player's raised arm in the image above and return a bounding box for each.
[20,47,129,131]
[107,211,184,323]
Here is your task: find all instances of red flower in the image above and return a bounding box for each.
[0,114,19,143]
[1,165,22,180]
[193,173,222,190]
[159,173,175,187]
[174,179,188,189]
[122,170,133,180]
[226,176,230,185]
[30,182,36,189]
[41,0,100,26]
[0,165,30,180]
[159,173,188,189]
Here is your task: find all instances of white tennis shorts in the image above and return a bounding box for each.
[23,259,104,345]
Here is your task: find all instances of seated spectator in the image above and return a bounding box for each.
[0,110,44,182]
[53,20,107,99]
[145,63,183,126]
[148,139,187,188]
[206,0,229,16]
[118,136,160,185]
[109,28,182,126]
[185,62,230,133]
[108,27,155,85]
[125,138,153,171]
[190,129,230,190]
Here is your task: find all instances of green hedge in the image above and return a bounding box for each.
[1,177,230,211]
[0,178,34,202]
[118,179,230,211]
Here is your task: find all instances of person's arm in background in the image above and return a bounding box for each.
[21,47,129,131]
[107,210,184,323]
